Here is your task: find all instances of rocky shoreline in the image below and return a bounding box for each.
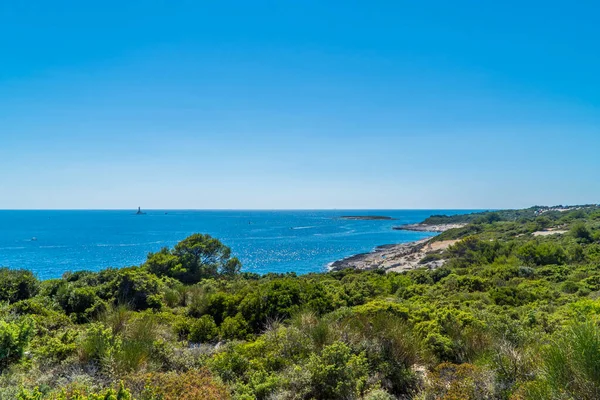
[339,215,395,220]
[329,237,460,273]
[392,223,467,232]
[329,223,464,273]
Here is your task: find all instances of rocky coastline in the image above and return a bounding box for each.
[339,215,395,220]
[329,223,464,273]
[329,237,460,273]
[392,223,467,232]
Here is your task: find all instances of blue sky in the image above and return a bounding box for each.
[1,1,598,209]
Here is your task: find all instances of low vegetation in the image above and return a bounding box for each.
[2,206,600,399]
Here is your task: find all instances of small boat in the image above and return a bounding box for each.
[135,207,146,215]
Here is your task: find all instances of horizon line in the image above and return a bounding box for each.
[0,207,494,211]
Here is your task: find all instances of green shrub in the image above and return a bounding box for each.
[424,332,455,362]
[34,329,78,362]
[290,311,333,351]
[220,314,249,340]
[128,370,229,399]
[238,278,307,330]
[562,280,580,294]
[210,347,251,383]
[110,268,164,311]
[517,242,567,266]
[189,315,218,343]
[583,275,600,291]
[163,288,183,308]
[571,222,593,243]
[569,243,587,262]
[18,382,132,400]
[534,322,600,399]
[78,323,115,364]
[423,362,494,400]
[352,300,409,319]
[101,305,132,335]
[363,388,395,400]
[0,268,39,303]
[346,313,420,395]
[0,319,34,370]
[419,252,443,264]
[56,284,107,322]
[306,341,369,399]
[490,286,535,306]
[113,316,160,373]
[446,236,499,267]
[456,275,490,292]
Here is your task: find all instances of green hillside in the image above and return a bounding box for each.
[3,206,600,399]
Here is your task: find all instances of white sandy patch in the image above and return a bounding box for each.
[422,239,460,252]
[533,230,568,236]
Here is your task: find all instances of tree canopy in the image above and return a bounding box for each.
[145,233,241,283]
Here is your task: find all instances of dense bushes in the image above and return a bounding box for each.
[517,242,567,266]
[56,285,106,322]
[188,315,218,343]
[423,362,494,400]
[4,208,600,399]
[0,268,39,303]
[110,268,165,311]
[571,222,594,243]
[18,383,132,400]
[0,319,34,370]
[126,370,229,399]
[344,313,420,395]
[525,322,600,399]
[306,341,369,399]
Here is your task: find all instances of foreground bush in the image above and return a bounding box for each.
[306,341,369,399]
[126,370,229,400]
[521,321,600,400]
[3,210,600,400]
[0,268,39,303]
[0,319,34,370]
[423,363,494,400]
[18,382,131,400]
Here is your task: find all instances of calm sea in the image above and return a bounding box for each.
[0,210,476,279]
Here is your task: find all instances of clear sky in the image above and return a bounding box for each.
[1,1,598,209]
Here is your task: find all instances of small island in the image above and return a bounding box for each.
[339,215,395,220]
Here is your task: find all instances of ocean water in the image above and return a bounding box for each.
[0,210,476,280]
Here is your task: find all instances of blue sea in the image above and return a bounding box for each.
[0,210,475,280]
